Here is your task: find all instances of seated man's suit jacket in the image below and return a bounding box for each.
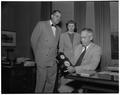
[74,42,102,74]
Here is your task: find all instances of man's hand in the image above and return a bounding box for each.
[66,66,76,73]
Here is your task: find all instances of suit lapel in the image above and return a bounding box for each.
[84,43,94,59]
[73,33,77,47]
[46,21,56,38]
[66,32,73,47]
[68,32,77,47]
[74,44,83,64]
[73,33,75,46]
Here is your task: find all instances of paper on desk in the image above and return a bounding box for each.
[17,57,31,64]
[77,70,96,77]
[98,71,118,76]
[24,61,35,66]
[98,71,119,81]
[105,66,119,72]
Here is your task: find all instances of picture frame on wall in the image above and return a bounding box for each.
[1,31,16,46]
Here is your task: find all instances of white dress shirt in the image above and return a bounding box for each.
[81,43,91,53]
[50,20,56,36]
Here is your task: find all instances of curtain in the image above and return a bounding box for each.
[94,1,111,70]
[40,2,52,21]
[74,1,86,33]
[85,2,95,32]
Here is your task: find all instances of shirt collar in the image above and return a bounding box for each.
[50,20,56,27]
[86,43,92,49]
[50,20,53,25]
[83,43,92,50]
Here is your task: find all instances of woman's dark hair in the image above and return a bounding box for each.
[66,20,77,32]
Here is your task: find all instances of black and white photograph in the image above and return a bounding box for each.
[1,0,119,94]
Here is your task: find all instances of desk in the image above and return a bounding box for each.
[2,64,36,93]
[65,74,119,93]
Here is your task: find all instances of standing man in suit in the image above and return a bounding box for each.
[58,28,102,93]
[31,10,61,93]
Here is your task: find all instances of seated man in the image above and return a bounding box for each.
[58,28,102,93]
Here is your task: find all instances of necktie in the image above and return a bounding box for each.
[75,46,86,66]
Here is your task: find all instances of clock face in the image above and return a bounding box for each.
[60,55,65,59]
[64,61,70,67]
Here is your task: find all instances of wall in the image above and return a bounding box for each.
[2,2,17,60]
[2,2,42,59]
[14,2,41,58]
[85,2,95,31]
[2,3,15,31]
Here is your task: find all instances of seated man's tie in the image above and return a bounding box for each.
[75,46,86,66]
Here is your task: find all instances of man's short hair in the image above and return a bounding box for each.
[51,10,61,15]
[80,28,94,35]
[80,28,94,42]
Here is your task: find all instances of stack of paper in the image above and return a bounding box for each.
[98,71,119,81]
[24,61,35,66]
[78,70,96,77]
[105,66,119,72]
